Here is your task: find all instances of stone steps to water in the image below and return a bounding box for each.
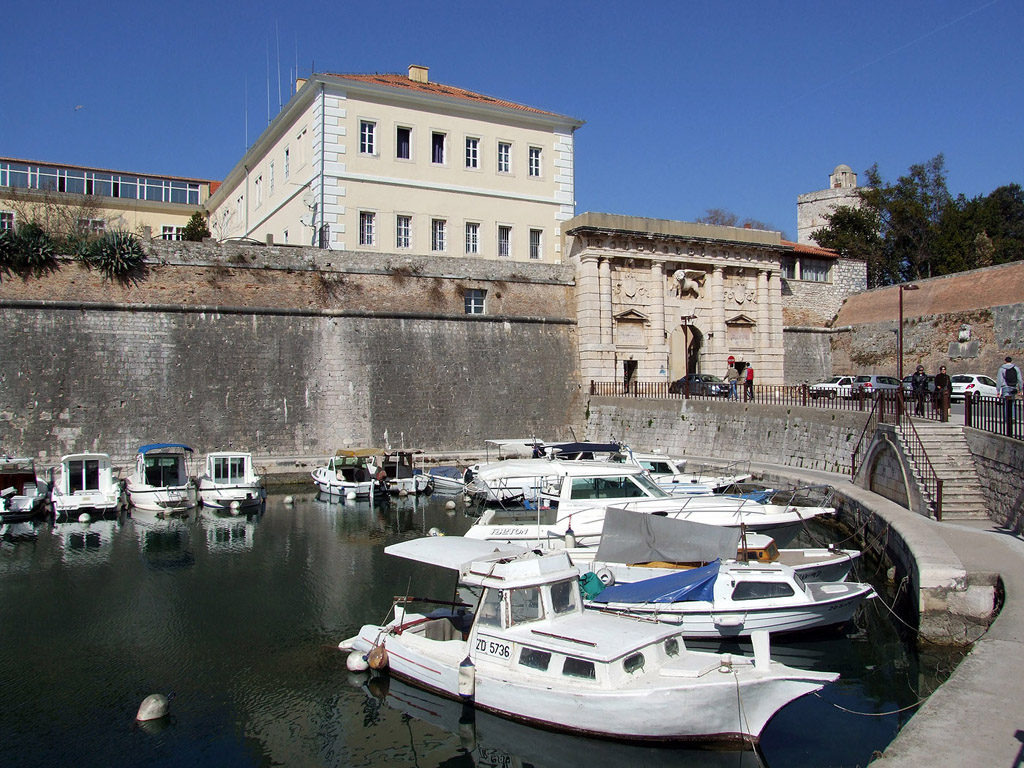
[899,421,991,519]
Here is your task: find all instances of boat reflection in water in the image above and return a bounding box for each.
[362,675,764,768]
[199,507,261,553]
[52,513,122,566]
[130,509,195,571]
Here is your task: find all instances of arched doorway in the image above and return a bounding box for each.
[669,326,704,380]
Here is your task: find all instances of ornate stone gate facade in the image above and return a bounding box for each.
[564,213,786,386]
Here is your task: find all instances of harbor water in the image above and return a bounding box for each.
[0,492,962,768]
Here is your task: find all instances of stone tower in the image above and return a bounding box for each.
[796,164,861,245]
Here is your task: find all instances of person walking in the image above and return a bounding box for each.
[911,365,929,416]
[997,357,1022,399]
[933,365,952,419]
[725,363,740,401]
[743,364,754,402]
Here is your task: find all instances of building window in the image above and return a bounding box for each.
[529,229,542,260]
[497,142,511,173]
[269,162,275,196]
[498,225,511,257]
[284,147,290,178]
[77,218,105,235]
[465,222,479,254]
[360,120,377,155]
[528,146,542,177]
[396,127,411,160]
[161,226,184,241]
[0,211,13,231]
[359,211,376,246]
[283,228,289,244]
[396,215,411,249]
[465,288,486,314]
[236,194,244,220]
[780,257,796,280]
[465,137,479,169]
[431,132,446,164]
[254,175,263,207]
[431,219,447,251]
[801,258,831,283]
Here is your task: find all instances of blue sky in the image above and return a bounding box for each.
[3,0,1020,240]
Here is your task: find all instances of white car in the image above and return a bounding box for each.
[809,375,855,399]
[950,374,999,401]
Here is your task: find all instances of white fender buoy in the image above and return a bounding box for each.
[428,527,444,537]
[136,693,170,721]
[445,500,456,510]
[458,656,476,700]
[346,491,357,500]
[78,513,91,524]
[398,489,408,497]
[346,652,369,672]
[229,500,240,511]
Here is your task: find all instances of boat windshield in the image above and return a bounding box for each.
[509,586,543,625]
[550,579,579,616]
[568,473,667,501]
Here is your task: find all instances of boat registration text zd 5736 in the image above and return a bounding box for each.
[475,634,512,659]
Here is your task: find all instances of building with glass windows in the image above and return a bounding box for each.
[0,157,215,240]
[204,65,584,261]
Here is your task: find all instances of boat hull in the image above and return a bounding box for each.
[126,483,197,513]
[198,481,266,510]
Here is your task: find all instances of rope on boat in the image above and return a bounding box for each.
[731,669,767,767]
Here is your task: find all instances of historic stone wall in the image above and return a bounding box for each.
[781,257,867,327]
[0,241,581,463]
[782,327,834,385]
[963,427,1024,532]
[583,397,866,473]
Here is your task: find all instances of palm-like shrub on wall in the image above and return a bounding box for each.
[0,228,15,271]
[89,230,147,281]
[14,223,57,273]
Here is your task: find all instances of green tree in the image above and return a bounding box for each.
[182,211,211,242]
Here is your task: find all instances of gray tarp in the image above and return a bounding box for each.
[594,507,742,564]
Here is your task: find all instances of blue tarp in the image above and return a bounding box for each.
[138,443,194,454]
[590,561,720,604]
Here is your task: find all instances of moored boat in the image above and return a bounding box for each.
[125,444,197,514]
[311,448,381,499]
[197,451,266,511]
[376,449,432,495]
[340,536,837,745]
[51,453,123,519]
[0,456,51,523]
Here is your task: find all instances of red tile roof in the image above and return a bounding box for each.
[782,240,840,259]
[322,72,574,120]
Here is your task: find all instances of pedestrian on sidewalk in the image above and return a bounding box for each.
[725,363,740,401]
[911,365,929,416]
[743,364,754,402]
[997,356,1022,399]
[933,365,951,404]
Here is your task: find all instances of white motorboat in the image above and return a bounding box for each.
[0,456,51,522]
[125,443,198,514]
[197,451,266,511]
[311,448,381,499]
[464,461,832,547]
[426,466,467,494]
[51,453,123,519]
[613,449,751,495]
[375,450,433,495]
[585,558,873,638]
[339,536,837,745]
[571,507,861,584]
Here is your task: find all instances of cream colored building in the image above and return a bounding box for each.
[204,66,583,261]
[564,212,788,387]
[0,157,214,240]
[796,163,860,245]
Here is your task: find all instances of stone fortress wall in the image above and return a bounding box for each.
[0,240,582,464]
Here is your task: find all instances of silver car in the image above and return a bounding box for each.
[852,375,901,397]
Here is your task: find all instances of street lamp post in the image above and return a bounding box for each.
[898,283,920,420]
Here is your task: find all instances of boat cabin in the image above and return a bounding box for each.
[0,458,40,499]
[328,449,379,483]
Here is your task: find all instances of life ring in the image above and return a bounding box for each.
[596,567,615,586]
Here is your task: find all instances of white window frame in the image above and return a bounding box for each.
[395,215,411,249]
[529,228,542,260]
[0,211,14,231]
[801,258,831,283]
[465,222,480,254]
[161,225,184,241]
[359,211,376,247]
[360,120,377,155]
[497,142,511,174]
[465,137,479,169]
[528,146,542,177]
[269,161,275,196]
[254,175,263,207]
[284,146,290,179]
[465,288,486,315]
[431,219,447,252]
[77,218,105,235]
[498,225,512,258]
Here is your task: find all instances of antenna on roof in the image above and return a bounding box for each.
[244,76,248,149]
[265,37,271,125]
[276,21,282,111]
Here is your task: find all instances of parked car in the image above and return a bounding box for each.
[810,375,855,399]
[668,373,729,396]
[950,374,999,401]
[901,374,936,394]
[851,375,901,397]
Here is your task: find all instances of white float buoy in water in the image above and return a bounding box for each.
[445,500,456,510]
[346,491,357,500]
[78,512,91,524]
[136,693,170,721]
[398,489,408,497]
[283,496,294,505]
[346,653,369,672]
[229,500,240,511]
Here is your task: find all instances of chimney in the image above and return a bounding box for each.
[408,65,429,84]
[295,77,307,91]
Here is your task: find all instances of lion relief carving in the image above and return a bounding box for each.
[673,269,706,298]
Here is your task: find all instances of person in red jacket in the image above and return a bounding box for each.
[744,364,754,402]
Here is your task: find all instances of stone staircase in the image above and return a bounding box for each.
[901,420,990,519]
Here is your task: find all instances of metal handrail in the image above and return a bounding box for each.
[896,416,944,521]
[850,397,881,478]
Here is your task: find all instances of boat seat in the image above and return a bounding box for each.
[1,487,14,498]
[422,618,463,642]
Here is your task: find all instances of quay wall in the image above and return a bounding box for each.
[0,241,582,464]
[963,427,1024,533]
